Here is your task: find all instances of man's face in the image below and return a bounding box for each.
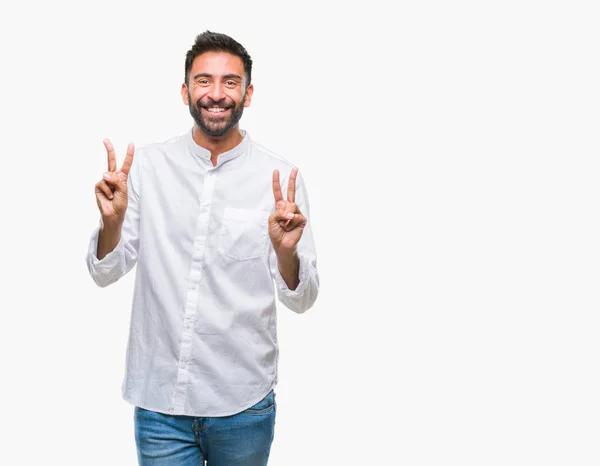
[182,52,253,137]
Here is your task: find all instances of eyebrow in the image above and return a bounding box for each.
[192,73,243,81]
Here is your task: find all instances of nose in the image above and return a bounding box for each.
[207,82,226,102]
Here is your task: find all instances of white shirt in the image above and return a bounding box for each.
[86,129,319,417]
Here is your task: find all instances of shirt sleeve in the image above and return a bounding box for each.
[269,169,320,313]
[86,148,142,287]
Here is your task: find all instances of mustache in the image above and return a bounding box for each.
[197,98,235,109]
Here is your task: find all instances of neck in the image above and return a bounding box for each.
[192,124,244,166]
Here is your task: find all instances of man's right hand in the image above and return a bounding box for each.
[95,139,135,226]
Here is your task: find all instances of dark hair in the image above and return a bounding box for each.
[185,31,253,88]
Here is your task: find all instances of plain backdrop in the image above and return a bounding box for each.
[1,0,599,465]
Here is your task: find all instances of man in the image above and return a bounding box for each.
[86,30,319,466]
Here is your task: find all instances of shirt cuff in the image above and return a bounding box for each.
[87,224,125,272]
[274,254,310,297]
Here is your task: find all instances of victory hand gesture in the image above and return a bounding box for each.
[269,167,307,254]
[95,139,135,225]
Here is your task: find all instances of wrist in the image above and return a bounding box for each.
[275,247,298,265]
[101,216,123,233]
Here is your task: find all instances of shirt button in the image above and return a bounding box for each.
[179,361,186,368]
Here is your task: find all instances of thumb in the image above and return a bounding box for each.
[271,210,295,223]
[103,171,128,192]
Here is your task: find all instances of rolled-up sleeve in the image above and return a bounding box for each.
[270,170,319,313]
[86,149,142,287]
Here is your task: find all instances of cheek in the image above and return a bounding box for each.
[190,88,208,102]
[227,91,244,105]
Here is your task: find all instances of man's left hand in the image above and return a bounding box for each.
[269,167,307,254]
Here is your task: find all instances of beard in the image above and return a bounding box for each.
[188,93,247,137]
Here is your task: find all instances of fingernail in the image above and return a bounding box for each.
[286,212,294,219]
[103,172,111,180]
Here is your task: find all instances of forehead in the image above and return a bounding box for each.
[190,51,245,77]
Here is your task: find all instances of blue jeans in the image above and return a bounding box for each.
[134,390,276,465]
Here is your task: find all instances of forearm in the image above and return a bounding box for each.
[273,252,319,313]
[276,249,300,291]
[86,215,138,288]
[97,219,123,260]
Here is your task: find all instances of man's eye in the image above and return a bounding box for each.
[225,81,236,86]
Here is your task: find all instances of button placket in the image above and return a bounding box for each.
[171,169,218,412]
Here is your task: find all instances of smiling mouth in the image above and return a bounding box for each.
[202,107,231,117]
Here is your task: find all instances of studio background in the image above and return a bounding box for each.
[1,1,598,465]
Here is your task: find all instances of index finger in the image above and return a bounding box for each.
[104,138,117,172]
[287,167,298,203]
[120,143,135,175]
[272,169,284,202]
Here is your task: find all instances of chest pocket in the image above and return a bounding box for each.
[217,207,269,261]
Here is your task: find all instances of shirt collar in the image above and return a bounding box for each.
[187,128,250,167]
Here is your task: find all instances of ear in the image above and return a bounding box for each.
[243,83,254,108]
[181,83,190,105]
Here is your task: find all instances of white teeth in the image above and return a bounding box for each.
[207,108,226,112]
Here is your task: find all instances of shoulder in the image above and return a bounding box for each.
[249,138,297,173]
